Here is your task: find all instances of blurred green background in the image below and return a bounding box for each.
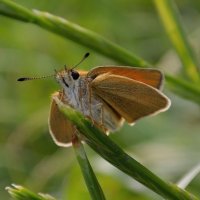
[1,0,200,199]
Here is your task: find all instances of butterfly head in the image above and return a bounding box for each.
[55,67,80,90]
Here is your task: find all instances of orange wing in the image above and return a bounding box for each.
[91,74,170,124]
[49,91,75,147]
[87,66,163,89]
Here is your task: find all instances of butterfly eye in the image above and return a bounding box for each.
[71,70,80,80]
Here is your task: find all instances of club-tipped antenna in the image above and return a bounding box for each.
[17,74,55,82]
[71,52,90,70]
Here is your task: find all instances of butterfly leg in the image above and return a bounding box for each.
[71,126,82,146]
[87,80,95,126]
[96,102,107,133]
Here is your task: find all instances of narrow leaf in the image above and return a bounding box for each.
[177,163,200,189]
[72,135,106,200]
[54,97,199,200]
[154,0,200,82]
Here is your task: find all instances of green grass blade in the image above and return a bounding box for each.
[72,135,106,200]
[54,97,199,200]
[0,0,200,105]
[154,0,200,82]
[6,184,56,200]
[0,0,148,67]
[165,75,200,104]
[177,163,200,189]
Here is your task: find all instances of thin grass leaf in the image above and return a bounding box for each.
[0,0,148,67]
[72,135,106,200]
[6,184,56,200]
[177,163,200,189]
[54,97,199,200]
[165,74,200,104]
[154,0,200,82]
[0,0,200,105]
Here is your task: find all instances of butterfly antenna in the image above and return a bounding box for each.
[71,52,90,70]
[17,74,55,82]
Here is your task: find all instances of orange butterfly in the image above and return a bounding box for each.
[18,53,170,147]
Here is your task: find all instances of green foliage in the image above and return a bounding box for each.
[72,136,106,200]
[0,0,200,200]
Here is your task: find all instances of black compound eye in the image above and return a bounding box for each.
[71,70,80,80]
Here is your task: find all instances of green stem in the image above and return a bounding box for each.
[154,0,200,82]
[0,0,200,105]
[72,134,106,200]
[166,75,200,104]
[0,0,148,67]
[55,98,199,200]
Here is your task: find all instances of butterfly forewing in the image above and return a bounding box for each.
[88,66,163,89]
[91,74,170,123]
[49,91,75,147]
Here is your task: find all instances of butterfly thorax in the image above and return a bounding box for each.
[63,76,92,116]
[56,70,123,132]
